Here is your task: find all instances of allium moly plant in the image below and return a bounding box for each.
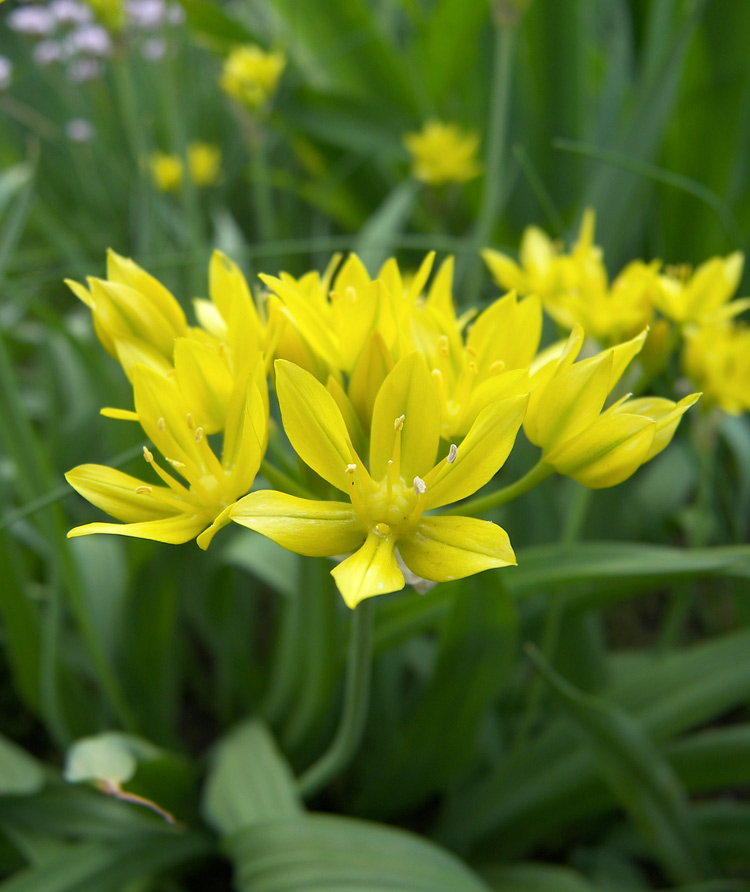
[66,248,697,608]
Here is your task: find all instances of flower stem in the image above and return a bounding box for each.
[443,459,553,517]
[245,115,277,242]
[297,598,374,798]
[260,459,317,500]
[464,22,516,302]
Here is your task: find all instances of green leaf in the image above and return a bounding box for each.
[227,813,493,892]
[0,737,45,797]
[482,862,599,892]
[202,720,302,837]
[354,179,421,274]
[0,833,212,892]
[525,645,711,884]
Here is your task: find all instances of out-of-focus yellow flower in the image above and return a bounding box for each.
[149,153,183,192]
[483,210,654,344]
[85,0,123,30]
[483,211,602,305]
[403,120,482,186]
[188,142,222,187]
[526,327,699,487]
[199,355,527,608]
[683,322,750,415]
[220,45,286,111]
[66,355,269,544]
[655,253,748,325]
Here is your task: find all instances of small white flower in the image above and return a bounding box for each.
[7,5,56,35]
[33,40,64,66]
[66,118,95,142]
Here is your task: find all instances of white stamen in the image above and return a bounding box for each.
[346,463,357,473]
[413,476,426,495]
[157,417,165,431]
[194,426,204,443]
[143,446,154,462]
[448,444,458,463]
[394,414,405,431]
[135,485,152,495]
[186,413,195,430]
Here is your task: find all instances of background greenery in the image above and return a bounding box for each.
[2,0,750,889]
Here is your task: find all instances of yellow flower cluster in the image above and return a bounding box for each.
[220,45,286,111]
[66,249,698,607]
[484,212,749,413]
[403,120,482,186]
[149,142,222,192]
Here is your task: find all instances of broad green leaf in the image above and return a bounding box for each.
[482,862,599,892]
[227,813,492,892]
[202,720,302,837]
[526,646,711,884]
[0,833,212,892]
[0,737,45,797]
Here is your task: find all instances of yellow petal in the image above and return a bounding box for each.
[348,331,394,432]
[327,375,367,459]
[114,337,174,380]
[132,364,223,482]
[208,251,264,361]
[526,351,613,452]
[222,360,268,494]
[615,393,700,461]
[275,359,355,492]
[227,490,363,557]
[106,250,187,337]
[68,514,207,544]
[425,256,455,320]
[173,337,234,434]
[545,413,656,488]
[65,464,188,523]
[424,393,528,509]
[481,248,529,293]
[100,407,138,422]
[467,292,542,371]
[331,531,404,609]
[607,328,648,391]
[369,352,441,482]
[399,515,516,582]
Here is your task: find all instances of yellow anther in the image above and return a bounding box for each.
[345,286,357,303]
[194,427,204,443]
[374,522,391,538]
[394,414,405,432]
[157,417,166,432]
[166,458,185,469]
[143,446,154,462]
[413,476,426,495]
[466,345,478,358]
[468,360,479,375]
[135,485,153,495]
[186,413,195,430]
[489,360,506,374]
[438,335,450,357]
[346,463,357,474]
[448,444,458,464]
[329,289,340,301]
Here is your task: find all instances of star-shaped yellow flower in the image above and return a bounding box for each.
[199,354,528,608]
[66,356,268,544]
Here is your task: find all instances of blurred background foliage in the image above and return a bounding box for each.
[3,0,750,890]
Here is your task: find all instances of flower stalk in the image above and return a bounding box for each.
[297,598,374,798]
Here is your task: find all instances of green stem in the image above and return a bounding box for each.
[246,116,277,242]
[444,460,553,517]
[464,23,516,301]
[297,599,374,798]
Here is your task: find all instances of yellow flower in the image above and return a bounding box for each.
[65,250,188,377]
[403,120,482,186]
[188,142,222,187]
[149,153,183,193]
[220,45,286,111]
[198,355,528,608]
[683,322,750,415]
[526,328,699,487]
[655,253,748,325]
[66,356,269,544]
